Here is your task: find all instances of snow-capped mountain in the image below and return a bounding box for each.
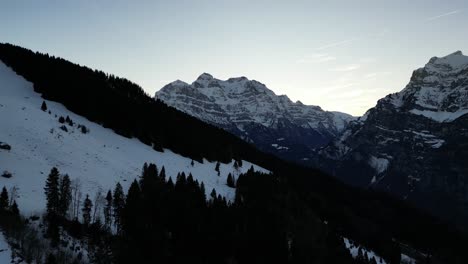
[156,73,355,163]
[318,51,468,227]
[0,61,268,215]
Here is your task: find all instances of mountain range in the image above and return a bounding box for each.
[156,73,354,163]
[1,43,467,263]
[156,51,468,229]
[319,51,468,227]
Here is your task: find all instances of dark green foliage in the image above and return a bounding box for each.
[58,116,65,123]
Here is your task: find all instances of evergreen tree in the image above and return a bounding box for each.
[58,116,65,123]
[113,182,125,232]
[123,180,142,235]
[159,166,166,181]
[44,167,60,216]
[215,162,220,176]
[191,160,195,166]
[0,187,9,210]
[41,100,47,111]
[82,194,93,226]
[200,182,206,201]
[58,174,72,218]
[65,115,73,125]
[104,190,113,228]
[167,177,174,189]
[210,188,217,200]
[10,201,19,216]
[227,173,235,188]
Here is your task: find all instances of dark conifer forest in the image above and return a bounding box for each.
[0,43,468,263]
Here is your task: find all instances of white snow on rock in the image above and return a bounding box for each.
[0,232,15,264]
[343,237,387,264]
[381,51,468,123]
[156,73,355,136]
[428,51,468,69]
[409,109,468,122]
[368,156,389,174]
[400,253,417,264]
[0,61,269,215]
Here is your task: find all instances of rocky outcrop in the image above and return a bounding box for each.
[319,51,468,227]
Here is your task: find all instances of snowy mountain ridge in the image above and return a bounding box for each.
[318,51,468,227]
[156,73,355,163]
[386,50,468,122]
[0,61,268,215]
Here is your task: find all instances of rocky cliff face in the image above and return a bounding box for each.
[319,51,468,227]
[156,73,354,163]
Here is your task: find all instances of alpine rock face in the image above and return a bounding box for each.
[156,73,355,163]
[319,51,468,227]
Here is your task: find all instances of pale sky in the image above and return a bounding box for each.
[1,0,467,115]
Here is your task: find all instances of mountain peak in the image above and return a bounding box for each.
[449,50,463,56]
[196,73,214,81]
[427,50,468,69]
[168,79,189,87]
[227,76,249,83]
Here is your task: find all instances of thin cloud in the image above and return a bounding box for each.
[363,71,392,79]
[316,39,355,50]
[296,53,336,64]
[424,10,461,22]
[330,64,361,72]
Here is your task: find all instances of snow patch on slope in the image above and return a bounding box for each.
[343,238,387,264]
[0,232,14,264]
[409,109,468,122]
[368,156,389,174]
[429,51,468,69]
[0,61,269,215]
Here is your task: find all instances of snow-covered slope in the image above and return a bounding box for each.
[0,232,13,264]
[389,50,468,122]
[156,73,355,163]
[0,61,268,215]
[318,51,468,227]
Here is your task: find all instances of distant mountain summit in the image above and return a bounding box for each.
[319,51,468,227]
[156,73,355,163]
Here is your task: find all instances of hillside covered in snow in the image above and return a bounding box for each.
[0,61,268,215]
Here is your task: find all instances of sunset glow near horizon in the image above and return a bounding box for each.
[1,0,467,115]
